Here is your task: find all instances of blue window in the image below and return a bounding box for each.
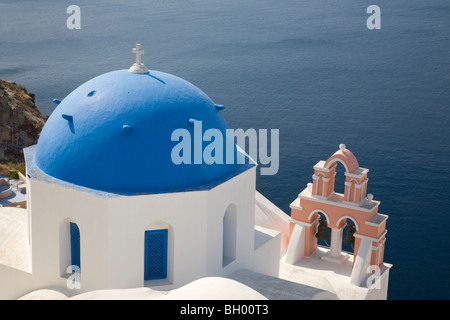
[144,229,168,281]
[70,222,81,269]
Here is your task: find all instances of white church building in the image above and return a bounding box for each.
[0,45,391,300]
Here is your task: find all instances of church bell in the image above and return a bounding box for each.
[344,225,355,245]
[315,219,330,241]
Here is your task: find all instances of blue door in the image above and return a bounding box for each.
[144,229,168,281]
[70,222,81,269]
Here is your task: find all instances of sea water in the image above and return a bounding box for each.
[1,0,449,299]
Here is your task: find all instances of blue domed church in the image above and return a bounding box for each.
[1,44,281,296]
[0,45,391,300]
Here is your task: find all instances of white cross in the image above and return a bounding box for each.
[129,43,149,74]
[132,43,144,65]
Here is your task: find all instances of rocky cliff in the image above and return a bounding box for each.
[0,80,46,163]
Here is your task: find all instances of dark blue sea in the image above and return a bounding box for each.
[1,0,449,300]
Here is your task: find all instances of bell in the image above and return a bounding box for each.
[344,225,355,245]
[315,219,330,241]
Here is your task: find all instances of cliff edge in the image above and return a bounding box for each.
[0,80,46,163]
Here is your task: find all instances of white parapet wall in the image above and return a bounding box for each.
[252,225,281,277]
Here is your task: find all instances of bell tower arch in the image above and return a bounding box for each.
[320,144,370,205]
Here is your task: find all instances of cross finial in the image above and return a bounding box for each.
[129,43,149,74]
[133,44,144,65]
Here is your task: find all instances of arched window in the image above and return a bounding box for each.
[144,228,168,281]
[69,222,81,269]
[222,204,237,267]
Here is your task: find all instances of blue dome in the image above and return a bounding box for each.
[35,69,252,194]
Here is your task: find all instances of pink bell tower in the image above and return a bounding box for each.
[285,144,389,287]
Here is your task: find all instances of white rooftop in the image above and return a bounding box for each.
[279,247,391,300]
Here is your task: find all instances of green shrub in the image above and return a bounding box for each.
[8,170,19,180]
